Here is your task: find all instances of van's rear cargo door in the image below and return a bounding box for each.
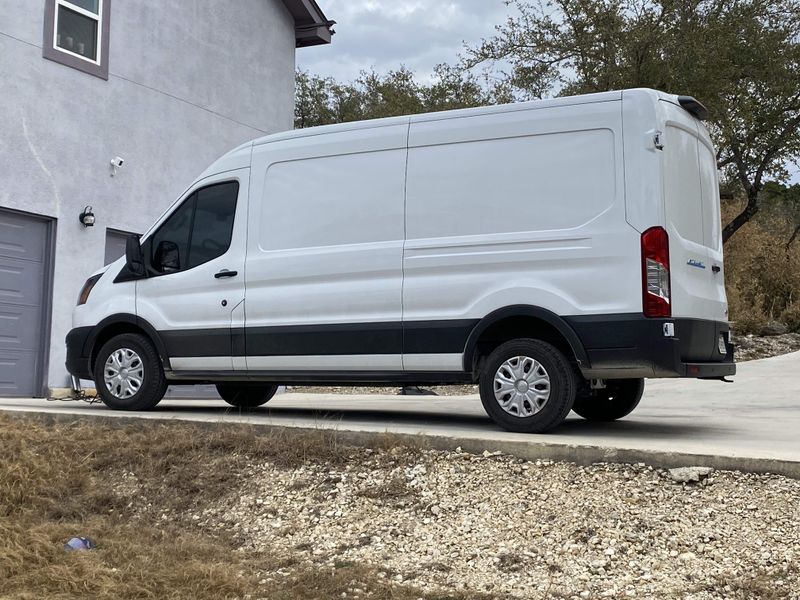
[696,127,727,322]
[660,100,727,325]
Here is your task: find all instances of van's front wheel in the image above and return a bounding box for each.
[216,384,278,408]
[572,378,644,421]
[479,339,577,433]
[94,333,167,411]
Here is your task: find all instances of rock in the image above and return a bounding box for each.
[760,321,788,336]
[669,467,713,483]
[63,536,95,552]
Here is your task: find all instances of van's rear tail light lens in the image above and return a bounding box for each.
[641,226,671,318]
[77,274,102,306]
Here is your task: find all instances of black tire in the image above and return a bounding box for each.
[93,333,167,411]
[572,378,644,421]
[216,383,278,408]
[479,339,577,433]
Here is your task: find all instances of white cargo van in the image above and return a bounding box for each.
[67,88,735,433]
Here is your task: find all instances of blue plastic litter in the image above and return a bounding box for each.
[64,537,96,551]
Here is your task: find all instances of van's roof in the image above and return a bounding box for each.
[197,88,680,182]
[251,88,677,148]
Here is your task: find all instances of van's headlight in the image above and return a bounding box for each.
[77,274,102,306]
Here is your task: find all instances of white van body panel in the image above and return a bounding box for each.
[621,89,664,234]
[244,123,409,370]
[403,97,639,337]
[72,259,135,328]
[68,88,734,388]
[135,168,251,371]
[659,99,727,322]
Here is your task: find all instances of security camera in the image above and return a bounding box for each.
[110,156,124,176]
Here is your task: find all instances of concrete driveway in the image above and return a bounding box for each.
[2,351,798,476]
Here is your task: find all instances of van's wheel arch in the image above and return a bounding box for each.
[93,333,167,411]
[478,338,577,433]
[572,378,644,421]
[465,306,589,376]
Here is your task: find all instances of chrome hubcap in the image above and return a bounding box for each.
[104,348,144,399]
[493,355,551,417]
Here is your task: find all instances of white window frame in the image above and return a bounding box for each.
[53,0,103,66]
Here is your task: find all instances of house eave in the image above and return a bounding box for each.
[281,0,335,48]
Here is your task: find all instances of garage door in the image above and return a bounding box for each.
[0,209,52,397]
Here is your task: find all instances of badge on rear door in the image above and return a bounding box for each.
[687,259,706,269]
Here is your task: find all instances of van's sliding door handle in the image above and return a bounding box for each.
[711,265,721,273]
[214,269,238,279]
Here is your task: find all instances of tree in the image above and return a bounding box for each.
[295,66,505,128]
[464,0,800,243]
[761,181,800,246]
[294,70,335,128]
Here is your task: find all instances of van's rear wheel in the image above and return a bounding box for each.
[572,378,644,421]
[94,333,167,411]
[216,383,278,408]
[479,339,576,433]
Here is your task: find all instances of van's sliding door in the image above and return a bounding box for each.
[243,123,410,373]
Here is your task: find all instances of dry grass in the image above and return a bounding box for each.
[0,414,483,600]
[722,202,800,334]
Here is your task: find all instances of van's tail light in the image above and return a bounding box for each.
[641,226,671,317]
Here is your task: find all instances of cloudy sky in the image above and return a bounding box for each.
[298,0,799,183]
[296,0,513,82]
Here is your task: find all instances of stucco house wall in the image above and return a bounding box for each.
[0,0,326,392]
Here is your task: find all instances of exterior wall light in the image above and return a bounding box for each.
[79,206,95,227]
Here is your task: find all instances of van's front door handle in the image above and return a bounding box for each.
[214,270,238,279]
[712,265,721,273]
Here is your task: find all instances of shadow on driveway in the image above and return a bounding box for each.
[149,402,720,441]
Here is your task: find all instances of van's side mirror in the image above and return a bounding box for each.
[153,240,180,272]
[125,235,145,276]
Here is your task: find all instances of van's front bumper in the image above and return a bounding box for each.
[65,326,94,380]
[565,315,736,379]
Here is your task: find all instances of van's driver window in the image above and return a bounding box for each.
[150,181,238,274]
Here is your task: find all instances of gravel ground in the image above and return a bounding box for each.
[192,447,800,599]
[732,333,800,362]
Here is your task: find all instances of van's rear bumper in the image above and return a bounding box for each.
[565,314,735,379]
